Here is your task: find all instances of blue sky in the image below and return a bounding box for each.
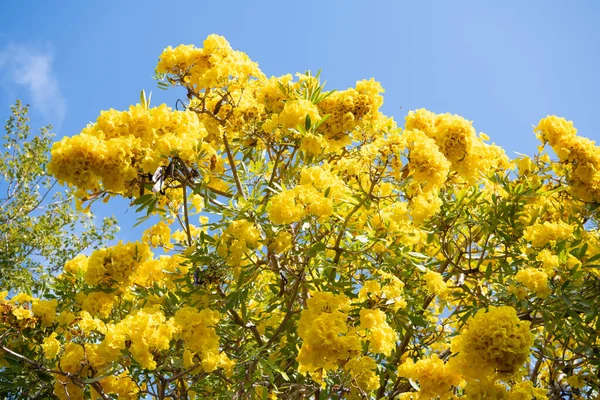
[2,0,599,242]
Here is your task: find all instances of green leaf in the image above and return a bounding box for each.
[307,242,327,257]
[131,193,154,206]
[140,89,147,109]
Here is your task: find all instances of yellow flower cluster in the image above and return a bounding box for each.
[316,79,386,147]
[515,267,551,298]
[62,253,88,275]
[296,292,361,378]
[358,271,407,311]
[41,332,61,359]
[536,249,560,276]
[403,129,451,193]
[397,355,463,399]
[370,202,415,243]
[78,290,116,318]
[157,34,262,92]
[509,380,548,400]
[523,221,574,248]
[54,343,86,399]
[345,356,380,392]
[536,115,600,202]
[405,109,508,183]
[142,220,172,249]
[48,103,207,197]
[216,219,261,266]
[107,307,176,370]
[359,308,397,355]
[46,243,232,397]
[84,241,154,286]
[174,306,233,374]
[462,379,547,399]
[422,269,449,299]
[98,372,139,400]
[32,298,58,327]
[451,306,533,378]
[0,292,55,329]
[133,254,189,289]
[401,129,449,223]
[267,165,348,224]
[263,98,321,132]
[61,242,190,296]
[267,230,293,254]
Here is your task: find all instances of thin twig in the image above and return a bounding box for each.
[223,133,246,199]
[182,184,192,246]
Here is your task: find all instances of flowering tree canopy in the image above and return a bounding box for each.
[1,35,599,399]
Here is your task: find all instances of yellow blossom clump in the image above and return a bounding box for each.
[451,306,533,378]
[79,291,117,318]
[48,103,208,198]
[9,292,33,305]
[268,230,293,254]
[173,306,231,373]
[216,219,261,266]
[77,311,107,334]
[422,269,449,299]
[84,241,153,286]
[536,249,560,276]
[296,291,361,379]
[53,344,87,400]
[263,98,321,132]
[536,115,600,202]
[133,255,189,289]
[157,34,263,92]
[509,380,548,399]
[397,355,463,399]
[59,342,85,374]
[267,166,347,225]
[31,299,57,327]
[408,189,443,225]
[462,378,511,399]
[359,308,397,355]
[515,267,551,298]
[402,129,451,193]
[41,333,61,359]
[344,356,380,392]
[267,189,306,224]
[12,307,33,321]
[405,109,509,183]
[63,253,88,275]
[523,221,574,248]
[98,372,139,400]
[102,307,176,370]
[317,78,386,147]
[142,220,172,250]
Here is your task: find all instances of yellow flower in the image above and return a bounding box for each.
[523,221,573,248]
[451,306,533,378]
[422,269,449,299]
[345,356,380,392]
[515,267,551,298]
[31,299,57,327]
[41,333,61,359]
[296,292,361,379]
[397,355,463,399]
[359,308,396,355]
[12,307,33,320]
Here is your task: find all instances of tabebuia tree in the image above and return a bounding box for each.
[1,35,599,399]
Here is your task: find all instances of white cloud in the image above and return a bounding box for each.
[0,44,67,128]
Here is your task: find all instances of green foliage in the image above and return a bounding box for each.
[0,101,118,292]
